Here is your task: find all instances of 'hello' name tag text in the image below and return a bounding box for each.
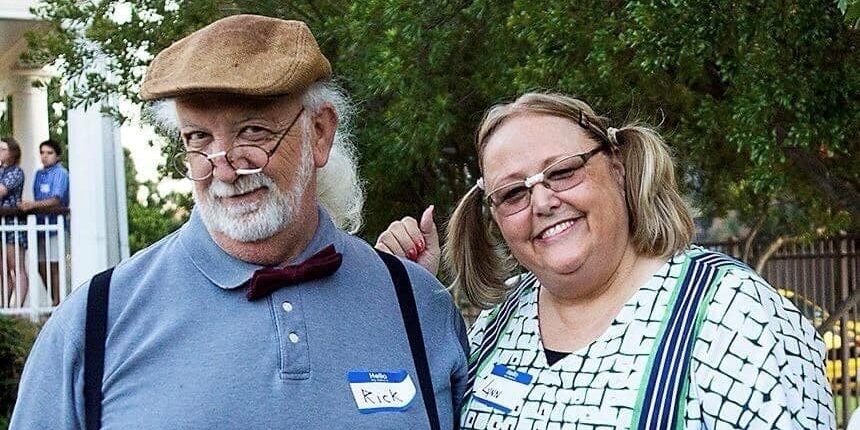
[473,364,533,413]
[347,370,416,413]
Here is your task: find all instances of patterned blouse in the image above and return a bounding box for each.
[0,165,24,209]
[0,165,27,247]
[461,247,835,429]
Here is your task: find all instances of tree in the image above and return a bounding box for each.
[0,96,11,137]
[0,316,39,426]
[25,0,858,253]
[124,148,189,254]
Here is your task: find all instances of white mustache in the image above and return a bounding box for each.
[208,173,274,198]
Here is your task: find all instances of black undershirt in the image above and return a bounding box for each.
[544,348,572,366]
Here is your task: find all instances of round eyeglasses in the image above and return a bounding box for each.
[172,107,305,181]
[485,146,606,216]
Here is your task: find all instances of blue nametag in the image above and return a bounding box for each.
[347,370,416,413]
[473,364,534,413]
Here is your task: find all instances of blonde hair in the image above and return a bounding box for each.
[445,92,694,308]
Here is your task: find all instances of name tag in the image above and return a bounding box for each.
[347,370,416,413]
[39,183,50,194]
[473,364,533,413]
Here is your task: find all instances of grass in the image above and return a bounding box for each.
[834,392,860,429]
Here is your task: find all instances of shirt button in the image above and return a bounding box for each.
[288,332,300,343]
[281,301,293,312]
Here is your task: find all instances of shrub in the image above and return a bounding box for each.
[0,316,40,424]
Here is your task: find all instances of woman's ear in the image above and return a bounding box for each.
[609,150,626,189]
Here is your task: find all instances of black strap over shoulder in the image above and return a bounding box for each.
[83,256,441,429]
[376,250,441,430]
[84,267,114,430]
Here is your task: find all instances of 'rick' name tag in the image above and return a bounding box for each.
[347,370,416,413]
[473,364,534,413]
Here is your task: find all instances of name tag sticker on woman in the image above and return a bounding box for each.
[347,370,416,413]
[473,364,534,413]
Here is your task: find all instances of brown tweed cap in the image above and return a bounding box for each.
[140,14,331,100]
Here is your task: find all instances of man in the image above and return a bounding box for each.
[12,15,468,429]
[18,139,70,305]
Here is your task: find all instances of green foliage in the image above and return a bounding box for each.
[838,0,860,27]
[0,96,12,138]
[0,316,39,425]
[27,0,859,244]
[45,78,69,152]
[124,148,189,254]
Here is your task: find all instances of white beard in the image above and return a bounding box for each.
[194,139,314,242]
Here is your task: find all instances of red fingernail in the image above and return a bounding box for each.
[418,239,425,250]
[407,249,416,260]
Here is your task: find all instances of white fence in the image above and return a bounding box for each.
[0,208,69,321]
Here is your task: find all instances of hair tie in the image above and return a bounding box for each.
[476,177,485,190]
[607,127,620,146]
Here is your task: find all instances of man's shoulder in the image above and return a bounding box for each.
[337,232,453,307]
[112,226,185,280]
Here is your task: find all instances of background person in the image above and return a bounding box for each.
[376,92,835,429]
[18,139,70,305]
[0,137,28,307]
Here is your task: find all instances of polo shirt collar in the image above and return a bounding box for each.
[178,205,342,290]
[42,162,62,172]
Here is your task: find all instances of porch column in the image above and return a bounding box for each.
[68,102,130,288]
[11,68,51,199]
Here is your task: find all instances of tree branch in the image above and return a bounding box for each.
[819,286,860,335]
[755,235,796,273]
[742,214,766,262]
[783,146,860,217]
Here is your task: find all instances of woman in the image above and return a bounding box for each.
[0,137,29,307]
[376,93,834,429]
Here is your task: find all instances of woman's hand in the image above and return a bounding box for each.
[375,206,441,276]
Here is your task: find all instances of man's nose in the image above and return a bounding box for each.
[209,153,238,183]
[207,137,238,183]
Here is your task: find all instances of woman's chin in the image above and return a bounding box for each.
[532,249,588,279]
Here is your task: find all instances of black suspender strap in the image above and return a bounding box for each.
[376,250,441,430]
[83,257,441,429]
[84,268,114,430]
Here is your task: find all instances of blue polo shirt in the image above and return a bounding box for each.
[11,207,469,429]
[32,162,70,224]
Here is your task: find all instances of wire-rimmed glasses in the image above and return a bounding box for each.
[485,146,606,216]
[172,107,305,181]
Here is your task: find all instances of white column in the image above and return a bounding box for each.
[11,69,52,199]
[68,102,129,288]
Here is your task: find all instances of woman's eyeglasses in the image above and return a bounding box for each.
[485,146,606,216]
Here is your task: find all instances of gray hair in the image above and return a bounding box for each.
[147,81,365,233]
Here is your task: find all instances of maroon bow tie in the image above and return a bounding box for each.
[245,244,343,301]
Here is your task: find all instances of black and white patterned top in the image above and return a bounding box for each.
[461,248,835,429]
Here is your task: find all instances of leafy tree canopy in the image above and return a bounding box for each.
[26,0,859,247]
[123,148,189,253]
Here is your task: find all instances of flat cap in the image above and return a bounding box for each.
[140,14,331,100]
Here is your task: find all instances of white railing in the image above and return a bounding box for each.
[0,208,70,321]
